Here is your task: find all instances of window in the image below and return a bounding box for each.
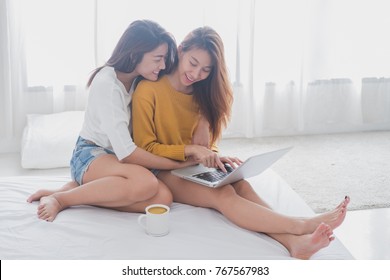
[20,0,239,88]
[21,0,95,87]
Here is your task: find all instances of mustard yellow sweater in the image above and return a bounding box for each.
[132,76,217,161]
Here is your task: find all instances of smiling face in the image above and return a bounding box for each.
[177,47,213,87]
[135,43,168,81]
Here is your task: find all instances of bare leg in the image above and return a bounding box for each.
[230,179,346,258]
[231,180,350,231]
[37,178,172,222]
[114,179,172,213]
[27,181,79,203]
[157,172,349,235]
[157,172,348,259]
[37,155,172,222]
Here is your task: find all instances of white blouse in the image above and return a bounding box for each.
[79,66,136,160]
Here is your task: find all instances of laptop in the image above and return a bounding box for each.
[171,147,292,188]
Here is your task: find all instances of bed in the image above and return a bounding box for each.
[0,112,353,260]
[0,169,354,260]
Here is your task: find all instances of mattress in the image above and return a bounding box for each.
[0,169,353,260]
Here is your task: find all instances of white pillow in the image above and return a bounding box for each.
[21,111,85,169]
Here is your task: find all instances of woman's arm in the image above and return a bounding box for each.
[192,115,210,148]
[121,147,196,170]
[184,144,225,170]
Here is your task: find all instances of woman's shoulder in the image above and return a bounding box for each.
[89,67,125,100]
[91,66,116,87]
[93,66,114,78]
[136,76,169,92]
[139,75,168,86]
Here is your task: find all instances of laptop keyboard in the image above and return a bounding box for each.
[192,164,234,182]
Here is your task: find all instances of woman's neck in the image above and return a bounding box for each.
[115,70,139,92]
[167,70,193,94]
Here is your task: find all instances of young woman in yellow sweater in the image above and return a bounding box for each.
[132,26,350,259]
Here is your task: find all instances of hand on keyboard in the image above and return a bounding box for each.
[193,168,230,182]
[219,156,243,172]
[220,163,234,173]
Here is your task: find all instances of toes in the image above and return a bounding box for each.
[326,227,333,237]
[28,194,40,203]
[40,212,53,222]
[318,223,333,237]
[27,192,40,203]
[344,195,350,205]
[336,196,350,210]
[38,209,47,219]
[316,222,329,233]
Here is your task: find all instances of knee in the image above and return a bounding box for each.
[233,180,254,195]
[215,185,237,202]
[155,184,173,206]
[209,185,238,212]
[127,170,160,201]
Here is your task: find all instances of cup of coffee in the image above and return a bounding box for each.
[138,204,170,236]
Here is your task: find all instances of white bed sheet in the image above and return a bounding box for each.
[0,169,353,260]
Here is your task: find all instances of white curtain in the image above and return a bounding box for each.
[1,0,390,153]
[226,0,390,137]
[0,0,92,153]
[0,0,26,152]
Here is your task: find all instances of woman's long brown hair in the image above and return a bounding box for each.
[179,27,233,144]
[87,19,177,87]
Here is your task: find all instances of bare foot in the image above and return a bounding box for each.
[310,196,350,231]
[27,189,54,203]
[290,223,334,260]
[27,181,79,203]
[37,195,64,222]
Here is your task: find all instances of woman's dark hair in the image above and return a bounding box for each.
[179,26,233,144]
[87,19,177,86]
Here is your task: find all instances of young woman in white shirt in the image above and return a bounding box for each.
[27,20,204,222]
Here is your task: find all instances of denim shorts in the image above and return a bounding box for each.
[150,169,161,176]
[70,136,115,185]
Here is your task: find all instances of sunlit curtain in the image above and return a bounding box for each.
[0,0,240,153]
[226,0,390,137]
[1,0,390,153]
[0,0,93,152]
[0,0,26,152]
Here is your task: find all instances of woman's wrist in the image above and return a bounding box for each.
[184,145,195,157]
